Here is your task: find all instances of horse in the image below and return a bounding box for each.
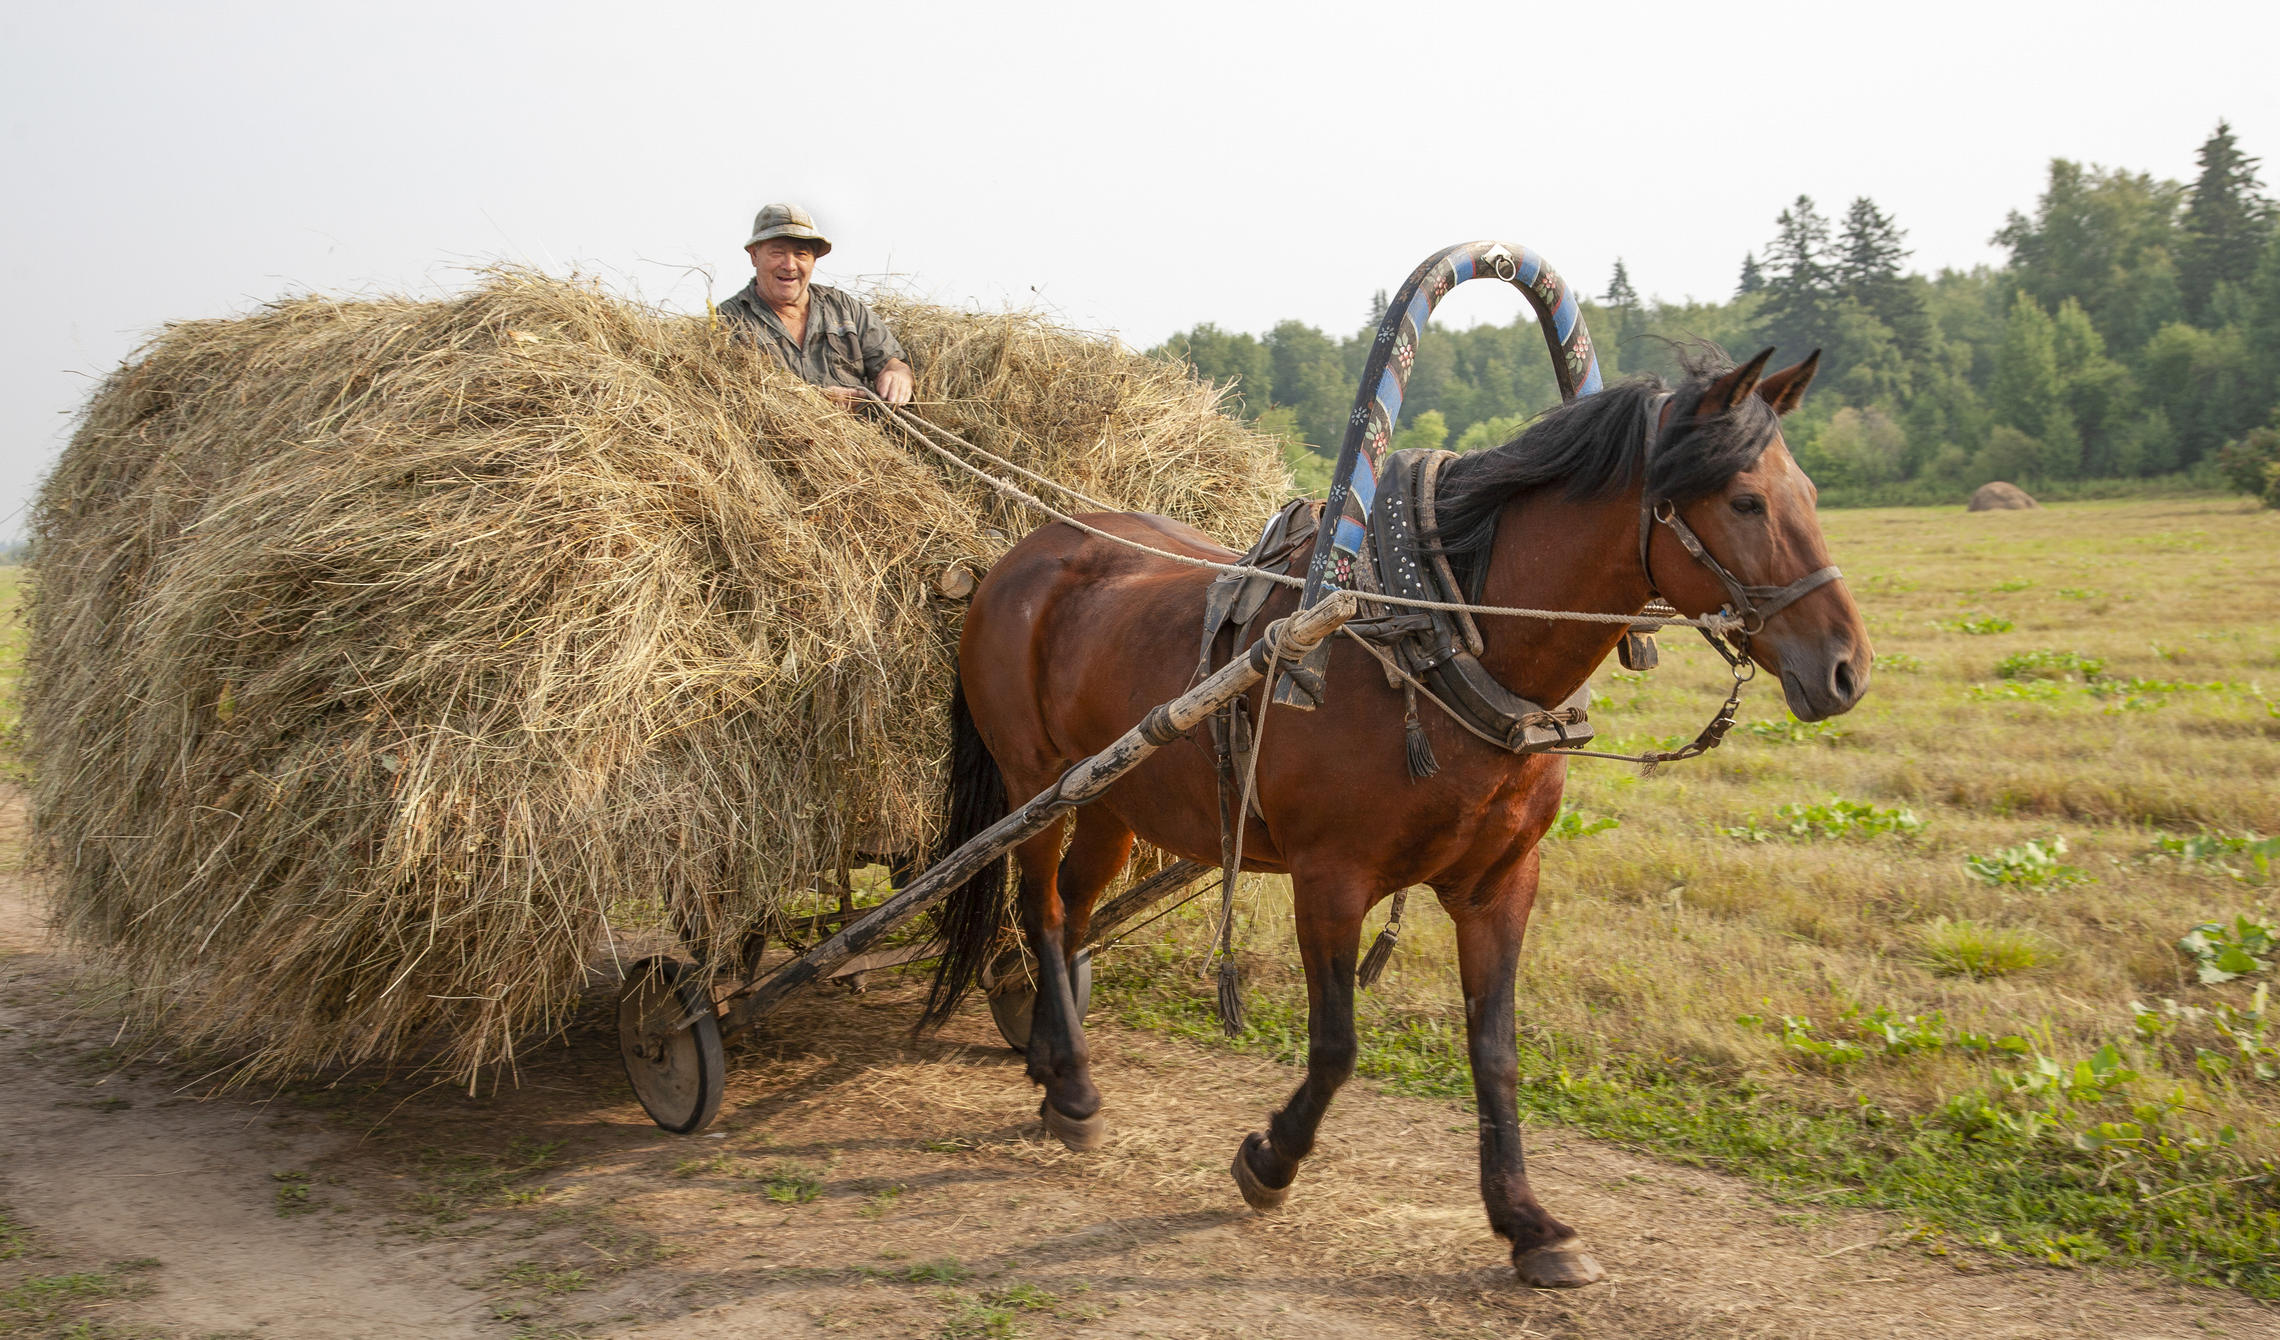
[921,348,1871,1287]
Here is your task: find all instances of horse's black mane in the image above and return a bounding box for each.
[1428,352,1781,569]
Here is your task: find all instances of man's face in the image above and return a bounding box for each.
[749,238,817,307]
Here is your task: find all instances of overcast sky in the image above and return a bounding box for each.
[3,1,2273,540]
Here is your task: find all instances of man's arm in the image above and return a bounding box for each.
[852,296,912,404]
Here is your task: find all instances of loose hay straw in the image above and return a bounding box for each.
[24,269,1287,1083]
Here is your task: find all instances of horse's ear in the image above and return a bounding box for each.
[1702,347,1773,415]
[1755,350,1820,416]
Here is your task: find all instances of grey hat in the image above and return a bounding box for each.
[744,202,832,257]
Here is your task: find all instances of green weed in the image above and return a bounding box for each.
[1745,717,1851,745]
[856,1185,904,1219]
[939,1296,1019,1339]
[1545,803,1619,840]
[271,1170,313,1217]
[1874,651,1925,673]
[499,1261,590,1294]
[1739,1003,2028,1067]
[2177,915,2278,984]
[755,1162,824,1204]
[0,1261,155,1333]
[1968,679,2064,703]
[1945,613,2014,635]
[2136,987,2279,1083]
[2153,832,2278,884]
[1723,798,1922,842]
[987,1282,1058,1311]
[1965,837,2090,888]
[903,1258,968,1284]
[1995,649,2105,681]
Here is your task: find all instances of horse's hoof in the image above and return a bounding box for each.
[1039,1097,1105,1152]
[1230,1131,1290,1211]
[1513,1236,1605,1288]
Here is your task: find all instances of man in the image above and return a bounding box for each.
[717,203,914,406]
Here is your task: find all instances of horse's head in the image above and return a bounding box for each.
[1646,350,1871,721]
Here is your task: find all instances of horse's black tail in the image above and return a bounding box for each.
[919,676,1011,1032]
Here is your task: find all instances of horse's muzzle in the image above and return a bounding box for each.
[1777,638,1870,721]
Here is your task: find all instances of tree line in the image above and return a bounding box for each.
[1154,123,2280,504]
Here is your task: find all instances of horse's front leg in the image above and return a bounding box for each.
[1020,807,1132,1151]
[1230,868,1372,1210]
[1442,849,1603,1288]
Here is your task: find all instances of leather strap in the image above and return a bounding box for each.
[1636,390,1844,645]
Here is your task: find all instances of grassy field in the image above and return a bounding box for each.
[1098,496,2280,1294]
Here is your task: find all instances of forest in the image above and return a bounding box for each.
[1155,123,2280,506]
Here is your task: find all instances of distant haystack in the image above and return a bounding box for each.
[1968,481,2038,511]
[25,270,1287,1082]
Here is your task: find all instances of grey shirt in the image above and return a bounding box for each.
[717,280,906,391]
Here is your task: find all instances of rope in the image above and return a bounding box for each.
[868,395,1744,636]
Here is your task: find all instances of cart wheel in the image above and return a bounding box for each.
[983,947,1093,1053]
[617,956,725,1135]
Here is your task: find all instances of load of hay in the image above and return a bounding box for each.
[26,269,1287,1082]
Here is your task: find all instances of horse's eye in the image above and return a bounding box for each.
[1731,495,1766,516]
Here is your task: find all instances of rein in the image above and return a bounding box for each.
[870,390,1804,773]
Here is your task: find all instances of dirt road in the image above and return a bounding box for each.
[2,872,2270,1339]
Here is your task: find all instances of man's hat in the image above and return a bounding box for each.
[744,203,832,257]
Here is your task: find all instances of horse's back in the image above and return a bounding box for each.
[960,513,1232,778]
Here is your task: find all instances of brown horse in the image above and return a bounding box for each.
[923,350,1870,1287]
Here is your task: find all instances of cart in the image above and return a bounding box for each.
[617,591,1357,1134]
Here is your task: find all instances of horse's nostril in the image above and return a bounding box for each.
[1832,659,1857,701]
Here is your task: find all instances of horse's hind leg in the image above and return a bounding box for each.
[1018,806,1133,1151]
[1231,867,1371,1209]
[1442,851,1603,1288]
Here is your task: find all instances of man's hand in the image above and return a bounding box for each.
[874,359,915,405]
[822,386,863,406]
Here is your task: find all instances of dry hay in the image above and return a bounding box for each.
[1967,480,2037,511]
[24,269,1288,1082]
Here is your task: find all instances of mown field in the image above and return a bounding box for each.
[1098,496,2280,1295]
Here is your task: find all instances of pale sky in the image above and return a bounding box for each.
[4,0,2274,540]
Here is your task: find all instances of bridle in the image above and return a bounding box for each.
[1636,392,1844,661]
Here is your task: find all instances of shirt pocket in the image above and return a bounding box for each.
[814,323,866,385]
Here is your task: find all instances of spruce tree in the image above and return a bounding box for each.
[1837,196,1931,362]
[2178,120,2275,324]
[1736,252,1765,296]
[1603,259,1641,309]
[1757,195,1838,362]
[1837,198,1910,309]
[1602,259,1647,358]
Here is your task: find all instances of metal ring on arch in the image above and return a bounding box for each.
[1275,240,1606,711]
[1300,240,1605,601]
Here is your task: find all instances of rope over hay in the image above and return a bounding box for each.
[24,269,1287,1083]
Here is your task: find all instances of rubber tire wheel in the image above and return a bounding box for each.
[986,948,1092,1053]
[617,956,725,1135]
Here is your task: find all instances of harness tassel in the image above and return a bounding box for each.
[1402,683,1440,780]
[1357,889,1407,989]
[1215,956,1245,1035]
